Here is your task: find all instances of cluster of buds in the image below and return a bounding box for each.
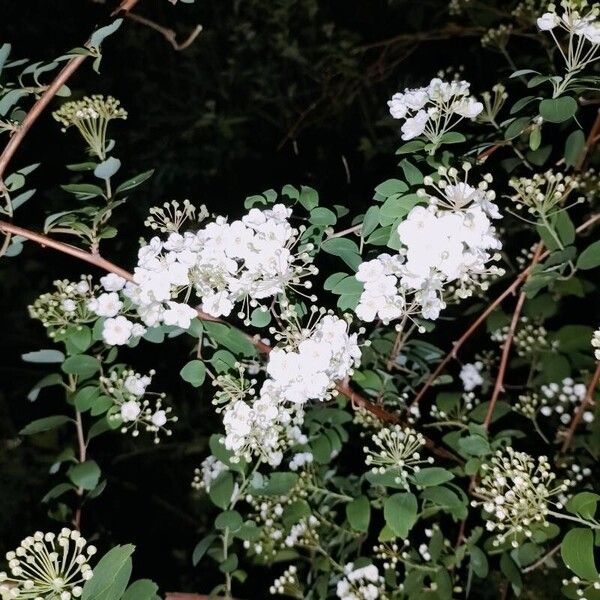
[53,95,127,159]
[509,171,582,218]
[472,448,569,547]
[540,378,593,424]
[491,317,555,357]
[144,200,208,234]
[0,529,96,600]
[269,565,303,598]
[363,426,433,489]
[481,24,514,50]
[28,276,98,335]
[100,368,177,443]
[244,470,314,557]
[192,455,227,493]
[429,391,481,426]
[592,328,600,360]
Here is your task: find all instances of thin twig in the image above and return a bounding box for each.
[521,544,561,573]
[560,360,600,454]
[125,12,202,51]
[73,410,88,531]
[483,243,543,429]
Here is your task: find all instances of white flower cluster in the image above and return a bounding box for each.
[100,368,176,443]
[363,425,433,489]
[459,362,484,391]
[491,317,554,356]
[222,311,361,465]
[356,165,503,323]
[540,378,593,424]
[537,2,600,45]
[130,203,316,324]
[429,391,480,425]
[472,447,569,547]
[192,455,227,492]
[592,328,600,359]
[388,78,483,145]
[336,563,382,600]
[0,529,96,600]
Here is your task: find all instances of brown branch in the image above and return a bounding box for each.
[0,221,133,280]
[410,212,600,408]
[576,108,600,171]
[483,243,543,429]
[560,360,600,454]
[125,12,202,51]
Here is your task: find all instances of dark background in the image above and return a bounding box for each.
[0,1,552,596]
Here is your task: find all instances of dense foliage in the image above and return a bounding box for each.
[1,1,600,599]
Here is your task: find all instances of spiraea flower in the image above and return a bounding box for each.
[491,316,554,357]
[144,200,208,233]
[100,368,177,443]
[509,170,583,218]
[336,563,383,600]
[53,95,127,159]
[363,425,433,489]
[28,276,98,336]
[429,391,481,426]
[269,565,303,598]
[355,165,503,324]
[192,455,227,492]
[472,447,570,547]
[388,78,483,149]
[459,362,484,391]
[0,529,96,600]
[123,203,318,330]
[540,377,592,424]
[536,1,600,95]
[477,84,509,124]
[592,328,600,359]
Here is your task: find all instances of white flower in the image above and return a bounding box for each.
[62,299,77,313]
[401,109,428,140]
[192,455,227,492]
[460,362,484,391]
[162,301,197,328]
[90,292,122,317]
[102,316,134,345]
[121,400,141,422]
[202,291,234,318]
[592,328,600,360]
[537,12,560,30]
[100,273,126,292]
[151,410,167,427]
[454,97,484,118]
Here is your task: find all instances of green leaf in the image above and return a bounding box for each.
[556,325,595,352]
[22,349,65,363]
[62,355,101,379]
[561,528,598,581]
[320,238,361,270]
[74,386,100,412]
[539,97,578,123]
[215,510,243,531]
[249,472,298,496]
[209,471,234,509]
[577,240,600,270]
[28,374,64,403]
[61,183,105,199]
[470,546,489,578]
[94,157,121,180]
[309,207,337,226]
[81,544,134,600]
[115,170,154,194]
[383,492,418,538]
[192,534,217,566]
[566,492,600,520]
[180,360,206,387]
[42,483,75,503]
[362,206,380,237]
[565,130,585,167]
[89,18,123,48]
[298,186,319,211]
[122,580,159,600]
[68,460,101,490]
[412,467,454,488]
[374,179,408,198]
[458,435,490,457]
[346,495,371,532]
[250,308,271,327]
[399,159,423,185]
[331,276,363,295]
[20,415,72,435]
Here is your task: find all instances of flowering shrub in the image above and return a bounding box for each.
[1,1,600,599]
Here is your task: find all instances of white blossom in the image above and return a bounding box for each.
[459,362,484,391]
